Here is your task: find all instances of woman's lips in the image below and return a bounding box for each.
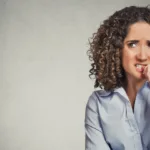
[135,64,146,72]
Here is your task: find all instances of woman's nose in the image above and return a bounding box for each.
[136,46,148,61]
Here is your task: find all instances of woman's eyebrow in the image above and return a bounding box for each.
[125,40,150,43]
[126,40,139,43]
[147,40,150,43]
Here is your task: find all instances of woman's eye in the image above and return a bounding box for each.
[147,41,150,47]
[127,42,137,48]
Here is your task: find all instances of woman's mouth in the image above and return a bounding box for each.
[135,64,147,72]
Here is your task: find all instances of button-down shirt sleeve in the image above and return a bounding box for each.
[85,92,111,150]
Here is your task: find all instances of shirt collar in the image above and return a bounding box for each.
[113,81,150,101]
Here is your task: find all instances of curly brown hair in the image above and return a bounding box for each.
[88,5,150,91]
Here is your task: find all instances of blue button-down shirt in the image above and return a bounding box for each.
[85,81,150,150]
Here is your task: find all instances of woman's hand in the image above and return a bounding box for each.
[143,65,150,81]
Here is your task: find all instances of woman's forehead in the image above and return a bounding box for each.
[125,22,150,40]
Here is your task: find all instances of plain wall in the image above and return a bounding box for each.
[0,0,149,150]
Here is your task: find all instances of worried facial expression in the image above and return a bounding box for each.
[122,22,150,81]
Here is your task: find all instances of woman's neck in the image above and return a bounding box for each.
[123,78,146,109]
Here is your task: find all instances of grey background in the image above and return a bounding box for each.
[0,0,149,150]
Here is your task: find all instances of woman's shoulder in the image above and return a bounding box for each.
[89,89,112,100]
[86,89,112,108]
[94,89,112,97]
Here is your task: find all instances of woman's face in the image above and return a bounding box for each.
[122,22,150,82]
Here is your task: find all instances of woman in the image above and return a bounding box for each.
[85,6,150,150]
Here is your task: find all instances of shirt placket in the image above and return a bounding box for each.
[126,98,143,150]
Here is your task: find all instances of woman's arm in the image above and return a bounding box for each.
[85,92,111,150]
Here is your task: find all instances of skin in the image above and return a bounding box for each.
[122,21,150,108]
